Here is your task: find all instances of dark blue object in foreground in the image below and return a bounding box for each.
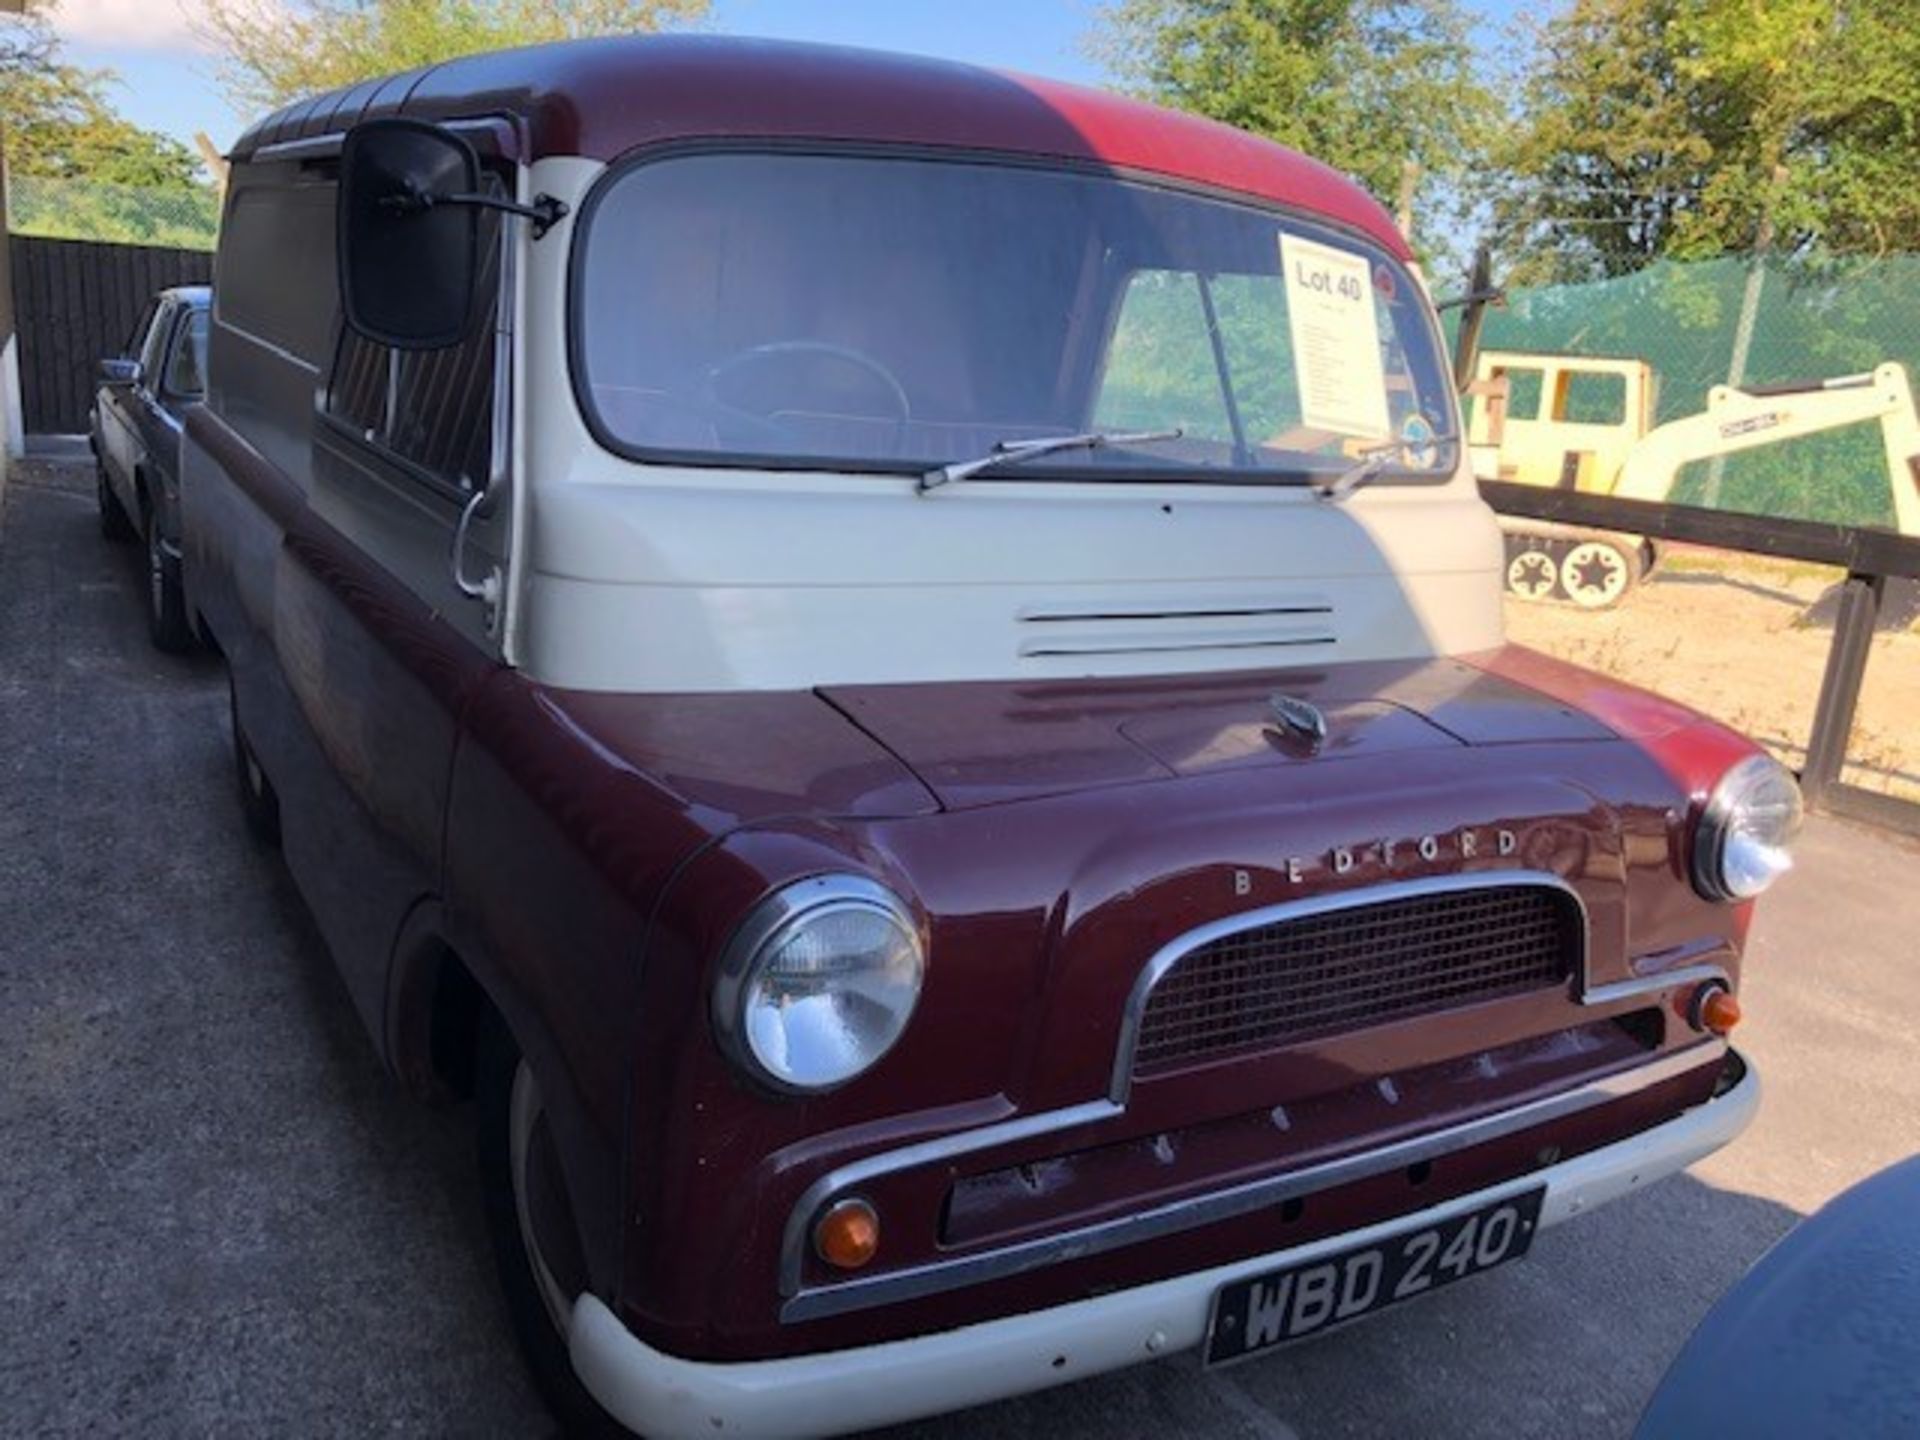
[1639,1154,1920,1438]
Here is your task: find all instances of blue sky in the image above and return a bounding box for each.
[56,0,1539,161]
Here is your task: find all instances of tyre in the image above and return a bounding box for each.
[228,682,281,846]
[97,463,136,541]
[143,505,195,652]
[477,1010,626,1438]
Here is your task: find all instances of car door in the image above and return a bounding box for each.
[99,298,166,508]
[143,305,209,544]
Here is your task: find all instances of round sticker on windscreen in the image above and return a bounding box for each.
[1401,412,1438,469]
[1373,264,1397,300]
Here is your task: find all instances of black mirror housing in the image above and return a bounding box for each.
[338,118,483,350]
[98,358,142,387]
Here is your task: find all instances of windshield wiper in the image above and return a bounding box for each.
[917,427,1185,494]
[1313,437,1457,502]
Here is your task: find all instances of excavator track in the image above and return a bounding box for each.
[1499,521,1656,609]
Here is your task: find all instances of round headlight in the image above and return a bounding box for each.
[713,875,925,1093]
[1692,754,1803,901]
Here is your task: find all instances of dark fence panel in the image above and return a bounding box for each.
[10,235,213,434]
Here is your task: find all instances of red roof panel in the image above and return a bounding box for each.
[233,35,1406,257]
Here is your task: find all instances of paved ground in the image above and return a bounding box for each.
[3,455,1916,1438]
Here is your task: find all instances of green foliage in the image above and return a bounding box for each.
[2,2,206,192]
[198,0,711,115]
[1497,0,1920,282]
[1088,0,1496,265]
[8,174,220,250]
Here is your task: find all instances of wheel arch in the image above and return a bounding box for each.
[386,899,489,1105]
[384,897,625,1300]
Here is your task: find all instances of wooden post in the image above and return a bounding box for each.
[0,125,16,478]
[194,131,230,197]
[1396,159,1420,242]
[1800,572,1884,810]
[2,0,30,477]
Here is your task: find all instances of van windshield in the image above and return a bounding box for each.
[576,151,1457,482]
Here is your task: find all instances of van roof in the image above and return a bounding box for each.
[230,34,1408,259]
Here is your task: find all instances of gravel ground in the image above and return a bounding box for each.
[1506,554,1920,803]
[4,455,1916,1439]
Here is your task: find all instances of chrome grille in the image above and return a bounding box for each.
[1132,883,1581,1076]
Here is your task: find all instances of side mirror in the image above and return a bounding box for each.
[338,118,482,351]
[99,358,142,388]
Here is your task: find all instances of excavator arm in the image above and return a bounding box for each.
[1613,363,1920,537]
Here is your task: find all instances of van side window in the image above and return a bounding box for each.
[324,205,503,491]
[219,181,337,363]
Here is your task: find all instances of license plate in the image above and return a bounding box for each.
[1204,1188,1545,1367]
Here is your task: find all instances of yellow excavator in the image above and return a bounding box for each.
[1465,351,1920,607]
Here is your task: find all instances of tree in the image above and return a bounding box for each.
[1497,0,1920,283]
[198,0,711,116]
[1,2,204,189]
[1086,0,1497,262]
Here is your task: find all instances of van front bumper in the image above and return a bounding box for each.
[570,1051,1758,1440]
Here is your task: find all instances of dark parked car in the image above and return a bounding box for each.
[90,284,210,650]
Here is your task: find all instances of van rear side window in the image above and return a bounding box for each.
[218,182,336,363]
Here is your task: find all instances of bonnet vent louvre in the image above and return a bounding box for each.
[1017,597,1336,659]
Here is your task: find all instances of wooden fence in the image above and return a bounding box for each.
[9,235,213,435]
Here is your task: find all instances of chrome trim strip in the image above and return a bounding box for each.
[252,132,347,163]
[251,118,518,167]
[777,1099,1123,1300]
[1108,870,1588,1104]
[780,1040,1725,1323]
[1581,962,1730,1010]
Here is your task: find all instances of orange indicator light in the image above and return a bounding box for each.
[1700,987,1742,1035]
[814,1199,880,1271]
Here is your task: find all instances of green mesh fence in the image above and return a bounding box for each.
[6,174,220,252]
[1451,255,1920,532]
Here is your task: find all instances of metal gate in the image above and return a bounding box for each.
[9,235,213,435]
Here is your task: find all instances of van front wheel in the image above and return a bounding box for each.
[477,1010,628,1438]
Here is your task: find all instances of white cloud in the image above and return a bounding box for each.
[48,0,212,52]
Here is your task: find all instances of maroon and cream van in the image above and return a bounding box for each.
[183,35,1797,1439]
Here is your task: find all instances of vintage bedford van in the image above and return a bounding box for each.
[183,35,1798,1439]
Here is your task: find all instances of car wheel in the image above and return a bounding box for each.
[144,506,195,652]
[97,464,135,541]
[228,681,280,846]
[477,1009,626,1438]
